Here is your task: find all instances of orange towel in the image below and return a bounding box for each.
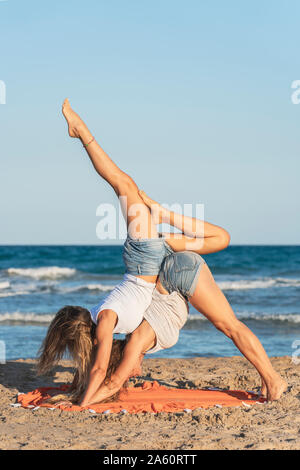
[17,381,266,414]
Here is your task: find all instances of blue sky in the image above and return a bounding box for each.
[0,0,299,244]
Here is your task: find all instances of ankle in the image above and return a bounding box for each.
[78,125,92,143]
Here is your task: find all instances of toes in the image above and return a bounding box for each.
[62,98,70,110]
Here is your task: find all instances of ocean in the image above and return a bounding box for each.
[0,245,299,360]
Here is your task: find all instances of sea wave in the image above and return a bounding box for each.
[0,282,115,298]
[186,312,300,325]
[59,283,116,294]
[6,267,77,280]
[0,281,10,289]
[217,277,300,290]
[1,311,300,326]
[0,312,55,324]
[0,291,33,298]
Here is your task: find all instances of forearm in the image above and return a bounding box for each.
[80,318,114,406]
[87,359,138,405]
[80,369,106,406]
[87,334,151,406]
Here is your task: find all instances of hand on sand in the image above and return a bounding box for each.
[81,389,107,407]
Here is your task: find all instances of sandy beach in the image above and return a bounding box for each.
[0,356,299,450]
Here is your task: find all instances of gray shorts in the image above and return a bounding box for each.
[144,288,189,354]
[159,251,206,298]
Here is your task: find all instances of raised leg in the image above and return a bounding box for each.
[189,264,287,401]
[62,99,157,239]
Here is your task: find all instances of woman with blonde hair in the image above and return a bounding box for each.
[37,305,128,403]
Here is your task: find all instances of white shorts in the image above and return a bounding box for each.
[89,274,156,334]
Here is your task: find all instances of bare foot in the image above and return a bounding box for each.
[139,190,159,209]
[266,374,287,402]
[62,98,85,138]
[139,190,164,224]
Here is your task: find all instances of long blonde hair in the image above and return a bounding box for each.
[37,305,126,403]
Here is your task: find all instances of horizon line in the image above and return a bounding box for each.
[0,243,299,247]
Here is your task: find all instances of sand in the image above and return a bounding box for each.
[0,356,299,450]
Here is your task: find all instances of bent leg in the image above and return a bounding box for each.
[138,190,230,254]
[189,264,287,401]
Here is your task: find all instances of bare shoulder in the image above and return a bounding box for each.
[96,309,118,332]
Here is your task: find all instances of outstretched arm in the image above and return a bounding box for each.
[80,310,117,407]
[85,320,156,406]
[139,190,230,254]
[62,99,157,239]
